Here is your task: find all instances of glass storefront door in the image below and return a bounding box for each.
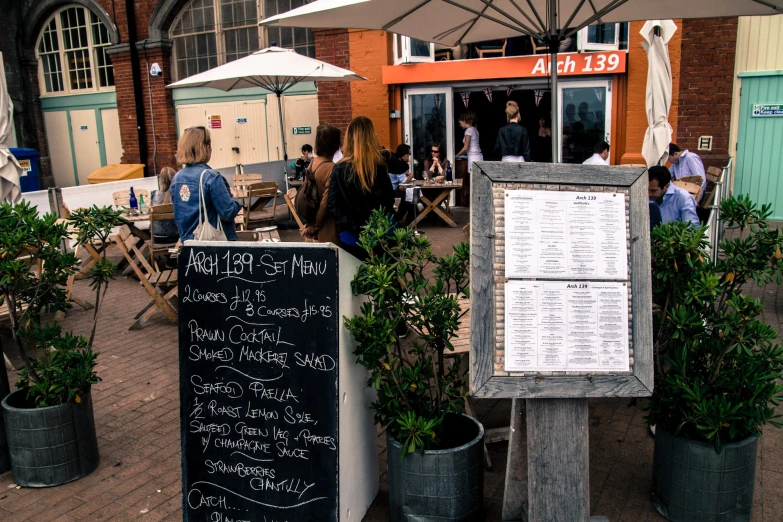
[558,80,612,164]
[404,87,454,179]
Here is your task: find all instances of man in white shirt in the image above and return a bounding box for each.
[582,141,610,165]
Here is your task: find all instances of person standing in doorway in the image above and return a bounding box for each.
[456,111,482,171]
[495,101,531,162]
[582,141,610,165]
[669,143,706,202]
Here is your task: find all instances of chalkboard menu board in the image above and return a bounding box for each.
[179,243,340,522]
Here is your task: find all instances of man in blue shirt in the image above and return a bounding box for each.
[669,143,706,201]
[648,165,700,226]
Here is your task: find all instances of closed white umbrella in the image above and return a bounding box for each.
[262,0,783,163]
[0,53,22,203]
[641,20,677,168]
[168,47,366,164]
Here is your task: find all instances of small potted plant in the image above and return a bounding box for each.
[345,209,483,522]
[647,195,783,522]
[0,202,122,487]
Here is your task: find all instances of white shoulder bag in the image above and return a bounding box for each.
[193,169,227,241]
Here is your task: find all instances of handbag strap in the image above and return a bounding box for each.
[197,169,226,234]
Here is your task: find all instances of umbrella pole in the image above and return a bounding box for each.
[276,92,288,166]
[550,48,559,164]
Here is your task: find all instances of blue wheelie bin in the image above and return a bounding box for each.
[9,148,40,193]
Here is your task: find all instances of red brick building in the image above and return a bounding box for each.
[0,2,739,189]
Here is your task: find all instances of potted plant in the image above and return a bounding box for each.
[0,202,122,487]
[647,195,783,522]
[345,209,483,522]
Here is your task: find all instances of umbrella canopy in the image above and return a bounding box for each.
[168,46,365,163]
[168,46,366,92]
[0,53,21,203]
[262,0,782,47]
[641,20,676,168]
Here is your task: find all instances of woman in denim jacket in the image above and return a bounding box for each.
[170,126,242,240]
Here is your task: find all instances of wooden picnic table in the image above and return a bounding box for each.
[402,179,463,228]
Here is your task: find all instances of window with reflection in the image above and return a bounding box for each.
[171,0,315,80]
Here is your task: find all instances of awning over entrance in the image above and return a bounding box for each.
[382,50,626,85]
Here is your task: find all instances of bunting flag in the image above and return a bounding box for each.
[483,87,493,103]
[460,92,470,107]
[506,85,515,97]
[565,90,575,100]
[534,90,545,106]
[594,88,603,103]
[434,94,442,109]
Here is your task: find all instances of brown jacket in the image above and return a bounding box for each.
[305,157,339,245]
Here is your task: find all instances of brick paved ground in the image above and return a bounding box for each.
[0,209,780,521]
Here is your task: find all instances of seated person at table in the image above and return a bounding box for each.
[170,126,242,241]
[423,142,450,182]
[151,166,180,244]
[389,144,413,190]
[648,165,700,227]
[294,144,313,178]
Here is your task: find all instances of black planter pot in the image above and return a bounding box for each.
[653,427,757,522]
[2,389,99,487]
[386,413,484,522]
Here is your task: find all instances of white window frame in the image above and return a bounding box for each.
[556,78,613,163]
[576,23,620,52]
[393,34,435,65]
[35,6,116,97]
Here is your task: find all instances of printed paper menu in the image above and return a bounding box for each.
[504,281,629,372]
[504,190,628,279]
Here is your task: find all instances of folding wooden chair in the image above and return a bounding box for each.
[147,203,178,268]
[284,188,313,242]
[242,181,279,230]
[113,225,177,330]
[233,174,263,195]
[112,189,150,208]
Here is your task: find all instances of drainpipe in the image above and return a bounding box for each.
[126,0,148,174]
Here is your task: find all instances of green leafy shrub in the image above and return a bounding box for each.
[648,195,783,452]
[0,202,123,407]
[345,209,470,456]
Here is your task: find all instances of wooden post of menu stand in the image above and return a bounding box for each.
[470,162,653,522]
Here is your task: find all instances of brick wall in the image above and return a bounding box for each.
[314,30,353,137]
[348,30,392,149]
[675,18,737,170]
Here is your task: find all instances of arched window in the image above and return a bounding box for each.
[35,6,114,95]
[171,0,315,81]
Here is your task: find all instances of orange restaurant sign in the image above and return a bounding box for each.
[382,51,627,85]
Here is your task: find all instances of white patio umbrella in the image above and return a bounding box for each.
[168,46,366,164]
[641,20,677,168]
[0,53,22,203]
[262,0,783,163]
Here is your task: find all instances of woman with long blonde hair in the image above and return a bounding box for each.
[328,116,395,259]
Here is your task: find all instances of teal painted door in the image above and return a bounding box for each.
[736,74,783,219]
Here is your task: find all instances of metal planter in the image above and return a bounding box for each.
[653,427,757,522]
[2,389,99,487]
[387,413,484,522]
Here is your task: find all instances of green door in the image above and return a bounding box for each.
[735,72,783,219]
